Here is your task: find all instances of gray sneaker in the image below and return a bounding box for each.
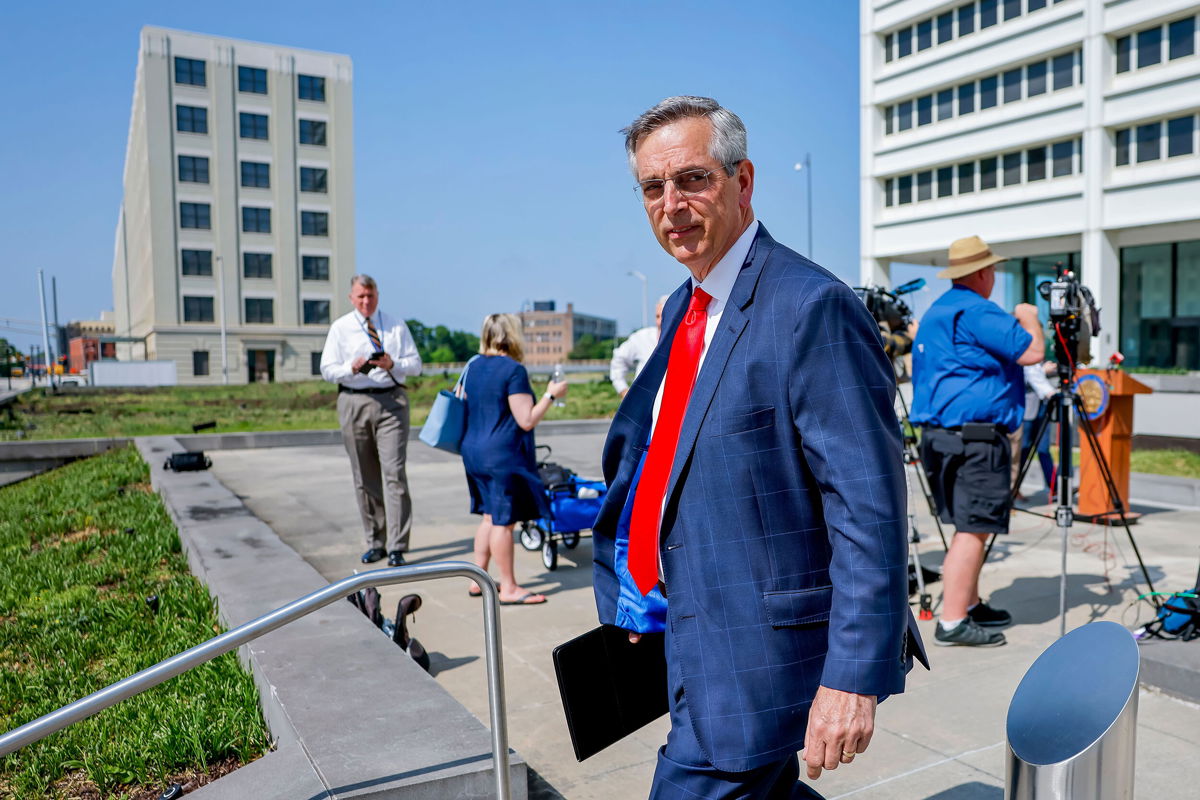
[934,618,1007,647]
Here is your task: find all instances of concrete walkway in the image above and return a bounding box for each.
[209,429,1200,799]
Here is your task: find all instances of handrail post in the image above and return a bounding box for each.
[0,562,511,800]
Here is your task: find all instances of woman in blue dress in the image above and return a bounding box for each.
[462,314,569,605]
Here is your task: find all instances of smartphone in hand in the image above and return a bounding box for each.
[357,351,385,374]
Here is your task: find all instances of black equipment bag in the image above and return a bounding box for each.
[164,451,211,471]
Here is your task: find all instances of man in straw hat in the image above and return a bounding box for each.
[911,235,1045,647]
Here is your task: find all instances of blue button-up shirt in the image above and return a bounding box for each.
[911,285,1032,432]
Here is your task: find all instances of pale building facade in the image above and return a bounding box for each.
[518,301,618,366]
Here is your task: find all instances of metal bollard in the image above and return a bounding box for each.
[1005,621,1139,800]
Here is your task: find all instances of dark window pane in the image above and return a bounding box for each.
[885,105,894,135]
[937,89,954,120]
[1114,128,1131,166]
[1052,53,1074,90]
[958,162,976,193]
[898,100,913,131]
[300,167,328,193]
[884,33,894,62]
[1003,0,1021,21]
[958,3,976,36]
[980,0,998,28]
[1167,115,1196,157]
[176,105,208,134]
[937,13,954,44]
[898,27,913,58]
[917,170,933,201]
[1027,60,1048,95]
[311,352,322,376]
[174,57,206,87]
[240,161,270,188]
[898,174,913,204]
[181,249,212,276]
[298,75,326,101]
[238,66,267,94]
[1138,27,1162,69]
[884,178,894,207]
[302,255,330,280]
[958,82,976,114]
[239,112,269,140]
[1027,146,1047,181]
[183,296,214,322]
[1052,140,1073,175]
[1136,122,1162,162]
[245,298,274,324]
[243,253,273,279]
[1028,0,1046,10]
[917,19,933,51]
[178,156,208,183]
[1116,36,1132,73]
[980,156,998,189]
[980,75,998,109]
[303,300,331,325]
[937,166,954,197]
[1169,17,1195,60]
[1003,68,1023,102]
[192,351,209,376]
[180,202,211,230]
[299,120,327,146]
[242,207,272,233]
[917,94,933,126]
[301,211,329,236]
[1003,152,1022,185]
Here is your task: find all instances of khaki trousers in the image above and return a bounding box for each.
[337,387,412,553]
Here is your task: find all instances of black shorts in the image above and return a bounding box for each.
[919,426,1012,535]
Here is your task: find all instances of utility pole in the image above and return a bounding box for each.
[52,276,64,372]
[37,271,54,390]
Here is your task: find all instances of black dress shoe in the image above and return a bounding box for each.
[361,547,386,564]
[387,550,406,567]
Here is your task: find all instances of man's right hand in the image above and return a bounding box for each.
[628,631,641,644]
[350,356,369,372]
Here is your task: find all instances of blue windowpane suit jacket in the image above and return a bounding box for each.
[593,225,928,773]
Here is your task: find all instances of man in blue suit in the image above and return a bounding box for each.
[593,96,926,798]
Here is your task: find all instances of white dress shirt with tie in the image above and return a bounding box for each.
[320,310,423,388]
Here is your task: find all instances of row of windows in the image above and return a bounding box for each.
[198,351,332,378]
[220,161,327,192]
[1115,113,1199,166]
[178,202,329,235]
[884,50,1080,135]
[883,0,1066,63]
[882,138,1082,207]
[176,105,328,146]
[182,296,330,325]
[1116,15,1197,74]
[175,56,327,102]
[181,249,331,281]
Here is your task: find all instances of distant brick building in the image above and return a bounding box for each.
[518,301,616,365]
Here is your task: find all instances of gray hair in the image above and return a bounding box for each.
[623,96,748,177]
[350,274,377,290]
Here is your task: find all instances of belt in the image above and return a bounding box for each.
[924,423,1010,435]
[338,385,401,395]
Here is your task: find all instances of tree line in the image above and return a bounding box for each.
[405,321,622,363]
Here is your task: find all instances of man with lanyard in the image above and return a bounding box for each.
[321,274,423,566]
[911,235,1045,647]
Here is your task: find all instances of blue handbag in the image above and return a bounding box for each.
[418,356,477,454]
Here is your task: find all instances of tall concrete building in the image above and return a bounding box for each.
[861,0,1200,370]
[112,26,354,384]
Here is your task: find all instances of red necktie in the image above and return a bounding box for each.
[628,287,713,595]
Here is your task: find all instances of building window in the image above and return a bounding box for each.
[917,94,933,126]
[183,296,214,322]
[1002,151,1022,186]
[958,161,976,193]
[181,249,212,276]
[898,100,913,131]
[1115,128,1131,166]
[1137,27,1163,69]
[1121,240,1200,369]
[1169,17,1196,60]
[1116,35,1132,73]
[242,207,272,233]
[1003,0,1020,20]
[178,155,209,184]
[241,161,270,188]
[917,19,933,51]
[1137,122,1162,163]
[936,12,953,44]
[311,352,322,376]
[1052,52,1075,90]
[958,82,975,115]
[174,57,206,87]
[240,112,269,140]
[303,300,331,324]
[1167,115,1196,158]
[958,3,975,37]
[302,255,330,280]
[916,170,932,201]
[980,0,998,29]
[1051,140,1074,176]
[897,27,913,58]
[301,211,329,236]
[980,75,998,109]
[1027,60,1048,96]
[298,75,326,101]
[937,166,953,197]
[1027,146,1047,181]
[245,298,274,324]
[884,106,894,135]
[883,177,894,207]
[243,253,273,279]
[1028,0,1046,9]
[180,202,211,230]
[980,156,999,190]
[176,105,208,134]
[299,119,327,145]
[1002,68,1022,103]
[300,167,328,193]
[192,350,210,376]
[884,32,894,62]
[897,174,913,204]
[238,66,267,94]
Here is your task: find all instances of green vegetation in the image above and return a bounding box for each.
[1125,366,1190,375]
[0,446,269,799]
[1131,448,1200,480]
[406,320,480,363]
[567,334,618,360]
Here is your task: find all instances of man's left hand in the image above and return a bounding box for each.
[800,686,877,780]
[372,353,394,371]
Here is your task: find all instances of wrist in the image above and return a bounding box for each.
[543,391,556,402]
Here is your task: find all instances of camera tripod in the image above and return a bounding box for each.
[985,360,1158,637]
[896,386,947,621]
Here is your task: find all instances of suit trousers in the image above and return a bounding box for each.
[648,620,826,800]
[337,388,412,553]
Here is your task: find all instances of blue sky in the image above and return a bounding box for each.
[2,0,871,348]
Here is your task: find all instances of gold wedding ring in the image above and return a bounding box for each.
[842,750,856,759]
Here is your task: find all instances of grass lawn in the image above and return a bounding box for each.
[1130,449,1200,480]
[0,447,269,799]
[1,375,622,442]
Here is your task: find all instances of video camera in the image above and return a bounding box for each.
[1037,265,1100,374]
[854,278,925,359]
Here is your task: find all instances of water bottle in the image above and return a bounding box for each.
[550,363,567,407]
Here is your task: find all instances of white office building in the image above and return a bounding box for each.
[861,0,1200,372]
[112,26,354,384]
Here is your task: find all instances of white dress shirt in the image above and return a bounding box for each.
[1023,362,1055,421]
[320,309,423,389]
[610,325,660,394]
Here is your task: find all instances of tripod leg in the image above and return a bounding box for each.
[985,398,1057,563]
[897,389,949,551]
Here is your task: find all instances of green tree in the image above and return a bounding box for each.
[428,345,457,363]
[405,319,480,363]
[568,334,617,360]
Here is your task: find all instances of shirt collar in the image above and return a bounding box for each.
[691,219,758,312]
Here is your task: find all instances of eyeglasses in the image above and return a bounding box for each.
[635,162,739,203]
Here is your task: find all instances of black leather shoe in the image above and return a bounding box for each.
[387,550,406,567]
[361,547,386,564]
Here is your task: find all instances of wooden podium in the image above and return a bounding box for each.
[1076,369,1152,519]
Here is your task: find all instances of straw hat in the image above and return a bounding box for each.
[938,235,1008,279]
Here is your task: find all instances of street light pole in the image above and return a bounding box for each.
[37,270,54,390]
[793,154,813,259]
[627,270,648,330]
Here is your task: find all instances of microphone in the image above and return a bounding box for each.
[894,278,926,296]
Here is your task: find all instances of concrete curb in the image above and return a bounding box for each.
[135,436,527,799]
[1139,637,1200,704]
[1131,471,1200,509]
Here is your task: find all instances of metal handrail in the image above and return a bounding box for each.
[0,562,511,800]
